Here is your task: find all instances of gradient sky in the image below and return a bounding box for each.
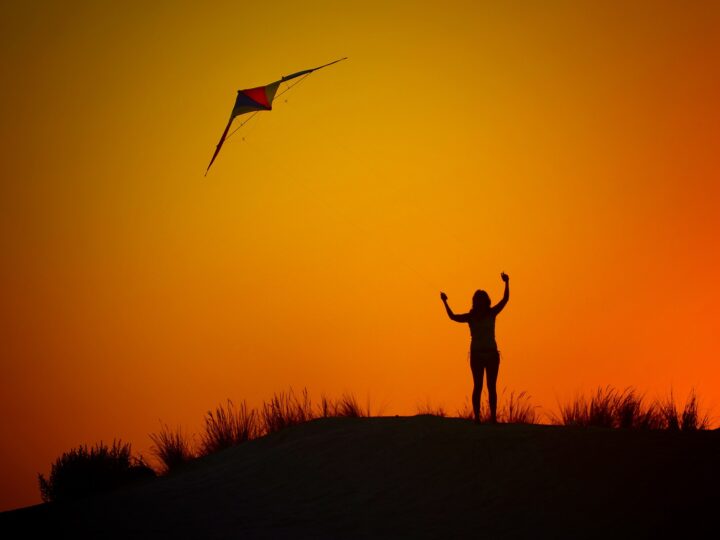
[1,0,719,510]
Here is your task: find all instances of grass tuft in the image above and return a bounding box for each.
[680,389,710,431]
[149,423,195,474]
[501,390,538,424]
[38,440,154,503]
[334,392,368,417]
[261,388,314,434]
[200,400,259,455]
[455,389,538,424]
[416,399,447,417]
[552,386,710,431]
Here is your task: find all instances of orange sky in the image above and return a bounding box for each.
[1,0,719,511]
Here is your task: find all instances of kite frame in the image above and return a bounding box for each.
[205,57,347,175]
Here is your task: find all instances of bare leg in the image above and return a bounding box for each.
[470,355,484,423]
[486,351,500,423]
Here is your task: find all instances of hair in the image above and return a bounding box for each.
[471,290,491,314]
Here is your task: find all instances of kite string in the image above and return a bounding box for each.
[225,73,312,143]
[275,71,312,100]
[224,111,259,143]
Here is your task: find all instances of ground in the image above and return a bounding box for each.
[2,416,718,539]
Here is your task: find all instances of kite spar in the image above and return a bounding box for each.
[205,57,347,175]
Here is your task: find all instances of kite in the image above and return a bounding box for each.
[205,57,347,175]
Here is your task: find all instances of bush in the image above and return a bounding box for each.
[38,440,154,503]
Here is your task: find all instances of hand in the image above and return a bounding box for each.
[501,272,509,283]
[440,292,448,302]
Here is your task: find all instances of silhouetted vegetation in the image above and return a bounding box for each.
[655,389,710,431]
[416,399,447,417]
[680,390,709,430]
[551,386,710,430]
[454,389,538,424]
[38,440,154,503]
[317,392,371,418]
[502,391,538,424]
[45,386,712,502]
[200,400,259,456]
[261,389,314,434]
[333,392,370,417]
[150,423,196,474]
[147,388,375,476]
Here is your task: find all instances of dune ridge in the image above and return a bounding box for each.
[2,416,717,539]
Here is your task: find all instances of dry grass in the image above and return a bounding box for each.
[656,389,710,431]
[38,440,153,502]
[456,401,477,421]
[500,390,538,424]
[200,400,259,455]
[41,385,714,502]
[335,392,371,417]
[552,386,710,431]
[680,390,710,431]
[261,389,314,434]
[554,387,640,428]
[456,399,492,422]
[318,394,339,418]
[149,423,195,474]
[320,392,374,417]
[454,390,538,424]
[416,399,447,417]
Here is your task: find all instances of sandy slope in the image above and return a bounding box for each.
[2,416,718,539]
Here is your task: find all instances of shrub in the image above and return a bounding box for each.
[38,440,154,503]
[149,423,196,474]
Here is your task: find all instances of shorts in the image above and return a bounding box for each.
[469,348,500,371]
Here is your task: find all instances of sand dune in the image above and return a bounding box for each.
[2,416,718,538]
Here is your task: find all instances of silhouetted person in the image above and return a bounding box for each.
[441,273,510,424]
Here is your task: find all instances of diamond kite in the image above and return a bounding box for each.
[205,57,347,175]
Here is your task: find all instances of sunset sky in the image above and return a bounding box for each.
[1,0,719,510]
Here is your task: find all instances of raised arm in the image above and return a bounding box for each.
[491,273,510,314]
[440,292,470,323]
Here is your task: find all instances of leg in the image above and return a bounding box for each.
[486,351,500,423]
[470,353,485,423]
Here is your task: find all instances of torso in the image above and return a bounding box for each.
[468,311,498,351]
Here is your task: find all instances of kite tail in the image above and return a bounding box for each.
[205,117,234,176]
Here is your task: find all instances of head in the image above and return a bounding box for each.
[471,290,491,313]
